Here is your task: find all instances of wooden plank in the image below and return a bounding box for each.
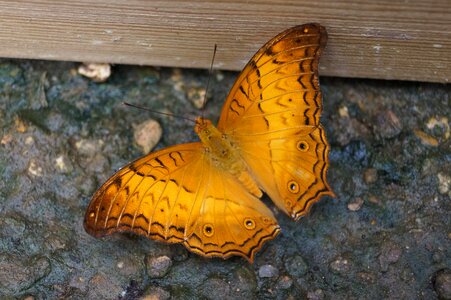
[0,0,449,83]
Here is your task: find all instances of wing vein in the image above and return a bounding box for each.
[184,152,207,238]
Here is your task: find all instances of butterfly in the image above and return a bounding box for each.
[84,23,334,262]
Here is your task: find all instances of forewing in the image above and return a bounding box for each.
[217,23,327,134]
[84,143,279,262]
[216,23,333,219]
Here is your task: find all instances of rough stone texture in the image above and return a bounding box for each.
[140,286,170,300]
[433,269,451,300]
[0,59,449,299]
[145,255,172,279]
[258,265,279,278]
[284,255,308,278]
[0,253,51,295]
[133,119,162,154]
[198,277,231,299]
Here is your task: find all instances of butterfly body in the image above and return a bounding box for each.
[195,117,262,197]
[85,23,333,262]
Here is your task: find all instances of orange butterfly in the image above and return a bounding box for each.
[84,23,334,262]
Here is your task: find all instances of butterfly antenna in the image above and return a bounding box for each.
[123,102,197,124]
[201,44,217,120]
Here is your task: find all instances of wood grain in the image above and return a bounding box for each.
[0,0,449,83]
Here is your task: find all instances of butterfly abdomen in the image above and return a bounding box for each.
[236,171,263,198]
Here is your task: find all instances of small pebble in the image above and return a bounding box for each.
[284,255,308,277]
[307,288,325,300]
[433,269,451,300]
[276,276,293,290]
[25,136,34,145]
[170,69,184,92]
[1,134,12,145]
[15,116,27,133]
[329,257,351,274]
[28,159,43,177]
[140,286,170,300]
[75,139,104,157]
[426,116,449,139]
[363,168,378,184]
[348,197,364,211]
[133,119,162,154]
[336,117,370,146]
[379,243,402,272]
[414,129,439,146]
[78,63,111,82]
[187,86,207,109]
[215,71,225,81]
[338,105,350,118]
[374,110,402,138]
[258,264,279,278]
[55,154,73,173]
[45,235,67,251]
[145,255,172,278]
[357,271,376,283]
[30,72,48,109]
[367,195,381,206]
[437,172,450,195]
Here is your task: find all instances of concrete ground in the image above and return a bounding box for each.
[0,59,449,299]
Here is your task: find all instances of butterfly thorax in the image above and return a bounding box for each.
[195,117,262,197]
[194,117,233,160]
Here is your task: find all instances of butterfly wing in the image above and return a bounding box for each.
[84,143,280,262]
[217,23,334,220]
